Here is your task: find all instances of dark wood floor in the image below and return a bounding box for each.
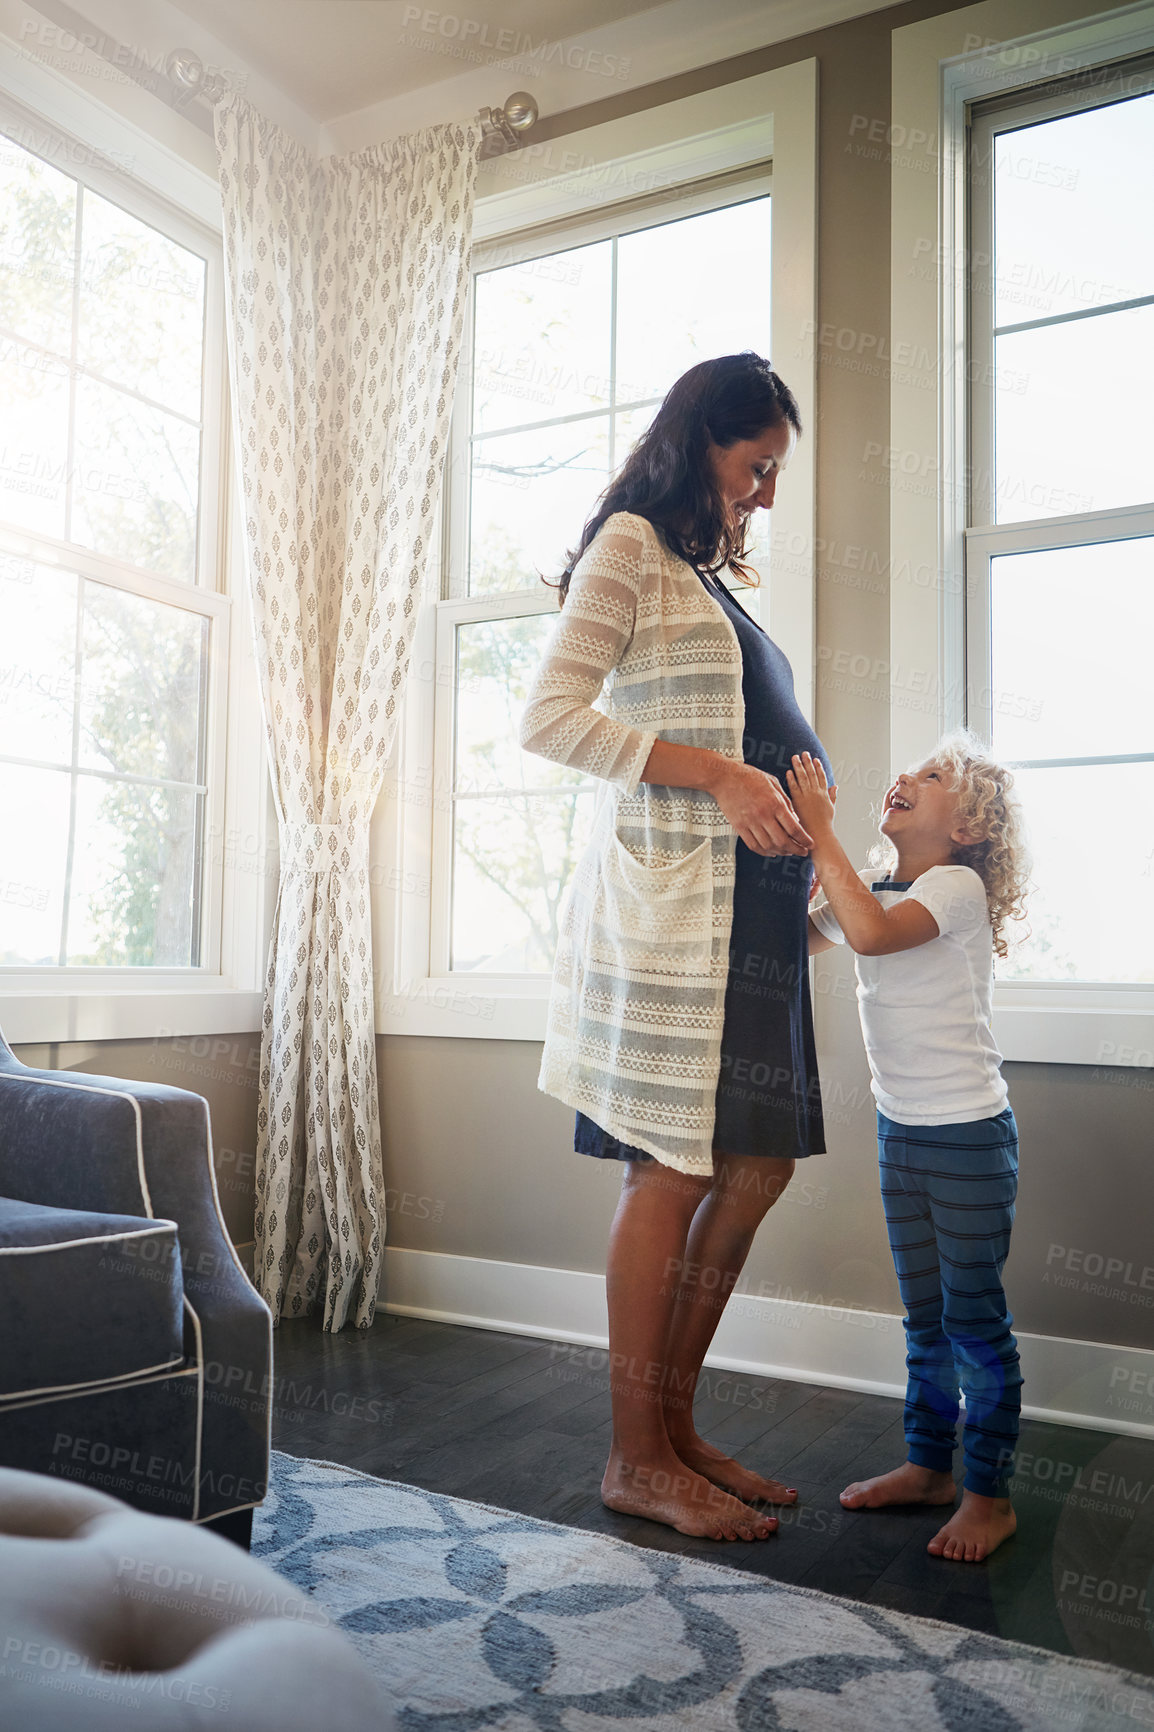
[271,1313,1154,1678]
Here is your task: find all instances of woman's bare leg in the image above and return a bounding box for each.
[600,1159,777,1541]
[662,1152,798,1505]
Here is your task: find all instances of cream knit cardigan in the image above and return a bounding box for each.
[519,511,745,1175]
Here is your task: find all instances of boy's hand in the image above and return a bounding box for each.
[787,753,837,838]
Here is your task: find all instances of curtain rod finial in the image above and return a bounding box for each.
[166,47,229,105]
[478,91,539,149]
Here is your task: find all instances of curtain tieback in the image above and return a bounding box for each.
[279,821,365,873]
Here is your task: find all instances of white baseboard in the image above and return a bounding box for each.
[381,1246,1154,1440]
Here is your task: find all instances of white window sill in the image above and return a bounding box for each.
[9,979,1149,1068]
[373,976,1154,1068]
[376,978,549,1042]
[0,985,264,1046]
[993,987,1154,1069]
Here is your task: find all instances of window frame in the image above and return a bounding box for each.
[375,63,819,1039]
[965,62,1154,1000]
[890,0,1154,1068]
[445,170,775,606]
[0,66,271,1043]
[436,174,772,988]
[430,588,566,986]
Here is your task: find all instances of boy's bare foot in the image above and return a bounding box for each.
[927,1490,1016,1563]
[667,1430,798,1506]
[601,1448,777,1541]
[840,1461,957,1510]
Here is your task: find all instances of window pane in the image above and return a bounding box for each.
[989,537,1154,761]
[993,93,1154,328]
[456,614,584,793]
[73,376,200,580]
[615,198,771,404]
[0,141,207,582]
[451,790,596,973]
[0,560,77,764]
[469,418,610,594]
[0,131,214,972]
[0,762,69,964]
[78,190,206,419]
[78,584,207,785]
[66,774,200,966]
[994,305,1154,522]
[0,344,69,536]
[473,240,611,436]
[0,137,76,355]
[999,763,1154,983]
[0,564,210,970]
[453,612,596,973]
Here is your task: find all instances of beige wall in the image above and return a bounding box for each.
[377,1032,1154,1351]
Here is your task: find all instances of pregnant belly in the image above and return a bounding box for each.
[734,843,814,896]
[743,735,818,778]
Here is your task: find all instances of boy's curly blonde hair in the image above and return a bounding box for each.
[871,729,1031,958]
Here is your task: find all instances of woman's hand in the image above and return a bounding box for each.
[709,759,813,857]
[785,753,837,841]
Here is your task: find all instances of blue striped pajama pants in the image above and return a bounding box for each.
[877,1108,1021,1497]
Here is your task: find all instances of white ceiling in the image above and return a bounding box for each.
[19,0,905,154]
[167,0,665,122]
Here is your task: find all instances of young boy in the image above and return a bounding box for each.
[787,734,1029,1563]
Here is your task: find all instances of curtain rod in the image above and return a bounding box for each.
[166,50,539,152]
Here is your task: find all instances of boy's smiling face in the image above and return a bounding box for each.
[880,759,976,853]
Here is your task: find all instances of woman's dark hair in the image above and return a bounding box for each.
[554,352,801,604]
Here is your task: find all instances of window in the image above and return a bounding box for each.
[436,186,772,977]
[0,114,227,971]
[967,67,1154,985]
[378,65,816,1037]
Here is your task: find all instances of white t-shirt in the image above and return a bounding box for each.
[809,863,1008,1126]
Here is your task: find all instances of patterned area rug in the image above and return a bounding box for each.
[256,1450,1154,1730]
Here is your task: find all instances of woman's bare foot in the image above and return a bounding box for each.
[840,1460,957,1510]
[668,1430,798,1506]
[601,1448,777,1541]
[928,1490,1016,1562]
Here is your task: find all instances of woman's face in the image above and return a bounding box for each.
[707,420,797,522]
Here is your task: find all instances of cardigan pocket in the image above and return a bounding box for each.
[590,830,714,978]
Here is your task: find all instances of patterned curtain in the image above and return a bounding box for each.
[215,97,478,1330]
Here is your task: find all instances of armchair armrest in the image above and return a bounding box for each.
[0,1033,273,1520]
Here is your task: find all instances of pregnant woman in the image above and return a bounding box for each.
[520,353,833,1542]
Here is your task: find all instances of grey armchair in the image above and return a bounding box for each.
[0,1032,272,1546]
